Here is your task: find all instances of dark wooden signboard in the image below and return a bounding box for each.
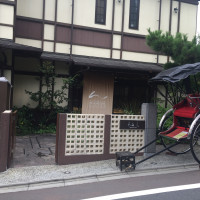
[120,120,145,130]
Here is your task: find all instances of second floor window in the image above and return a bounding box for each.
[95,0,107,25]
[129,0,140,29]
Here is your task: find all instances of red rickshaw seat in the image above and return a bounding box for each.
[174,106,198,118]
[159,94,200,141]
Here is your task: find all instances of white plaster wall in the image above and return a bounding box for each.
[4,70,11,83]
[124,0,159,35]
[17,0,43,19]
[179,3,197,40]
[13,60,70,107]
[43,41,54,52]
[158,55,168,64]
[112,50,120,59]
[45,0,56,21]
[171,1,179,36]
[74,0,112,30]
[114,0,123,32]
[54,77,68,107]
[160,0,170,32]
[13,75,39,108]
[57,0,72,23]
[0,26,13,40]
[55,43,70,54]
[122,51,157,63]
[0,4,14,25]
[157,85,166,105]
[72,45,110,58]
[15,38,42,48]
[113,34,121,49]
[44,24,55,40]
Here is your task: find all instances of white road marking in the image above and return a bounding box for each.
[81,183,200,200]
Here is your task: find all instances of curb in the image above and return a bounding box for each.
[0,163,199,194]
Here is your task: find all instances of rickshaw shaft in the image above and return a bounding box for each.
[135,142,179,166]
[133,138,158,155]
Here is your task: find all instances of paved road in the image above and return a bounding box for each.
[112,188,200,200]
[1,170,200,200]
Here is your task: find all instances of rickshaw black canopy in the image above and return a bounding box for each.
[150,62,200,83]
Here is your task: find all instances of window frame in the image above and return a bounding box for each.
[129,0,140,30]
[95,0,107,25]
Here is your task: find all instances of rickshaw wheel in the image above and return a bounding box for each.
[159,111,191,155]
[160,136,190,155]
[190,121,200,164]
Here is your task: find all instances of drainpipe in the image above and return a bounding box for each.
[53,0,58,52]
[13,0,17,41]
[169,0,172,34]
[158,0,162,31]
[167,0,172,63]
[70,0,74,58]
[42,0,45,50]
[177,0,181,33]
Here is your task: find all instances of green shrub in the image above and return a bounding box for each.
[156,104,173,129]
[14,61,78,135]
[156,104,173,144]
[121,102,141,115]
[13,106,68,135]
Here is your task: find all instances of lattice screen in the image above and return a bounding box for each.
[110,115,145,154]
[65,114,105,155]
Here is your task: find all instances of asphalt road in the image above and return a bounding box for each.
[1,170,200,200]
[116,188,200,200]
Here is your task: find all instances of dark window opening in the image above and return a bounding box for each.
[69,75,83,113]
[113,77,149,115]
[95,0,107,25]
[129,0,140,29]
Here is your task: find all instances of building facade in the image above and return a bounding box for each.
[0,0,199,114]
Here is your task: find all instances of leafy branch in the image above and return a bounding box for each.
[146,29,200,69]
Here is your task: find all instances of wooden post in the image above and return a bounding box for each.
[0,111,11,172]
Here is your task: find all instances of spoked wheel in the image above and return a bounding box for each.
[159,109,191,155]
[190,121,200,164]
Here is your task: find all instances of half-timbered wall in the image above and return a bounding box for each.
[13,56,70,108]
[0,0,199,108]
[14,0,198,64]
[0,0,15,40]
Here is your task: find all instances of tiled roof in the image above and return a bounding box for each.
[0,39,42,52]
[41,52,71,62]
[41,52,163,73]
[72,55,163,73]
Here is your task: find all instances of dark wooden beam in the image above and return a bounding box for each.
[70,0,74,57]
[120,0,125,60]
[53,0,58,52]
[0,0,15,6]
[110,0,115,59]
[42,0,45,50]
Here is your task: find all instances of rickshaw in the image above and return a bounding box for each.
[116,62,200,171]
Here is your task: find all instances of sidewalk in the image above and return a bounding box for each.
[0,135,199,193]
